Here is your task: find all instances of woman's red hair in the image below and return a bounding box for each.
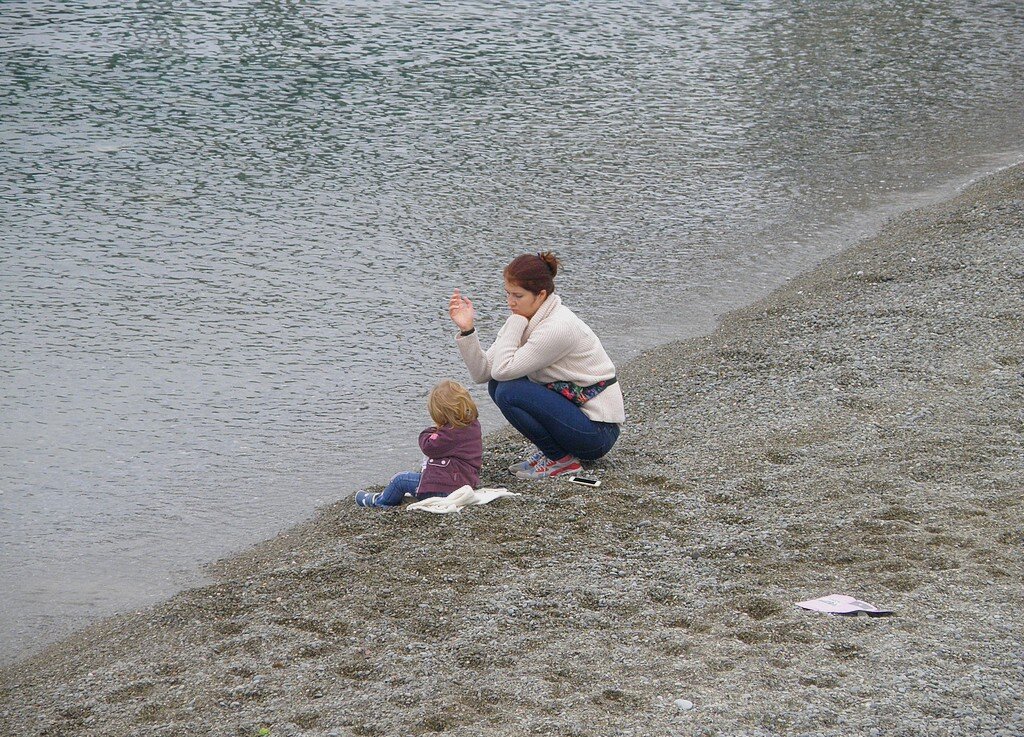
[503,252,560,295]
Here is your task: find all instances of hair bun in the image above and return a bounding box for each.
[504,252,559,295]
[537,251,559,277]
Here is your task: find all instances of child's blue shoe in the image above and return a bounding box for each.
[355,491,380,507]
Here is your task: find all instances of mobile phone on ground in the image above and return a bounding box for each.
[567,475,601,487]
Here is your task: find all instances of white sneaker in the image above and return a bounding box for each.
[507,448,548,475]
[514,455,583,480]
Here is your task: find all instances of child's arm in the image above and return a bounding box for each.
[419,426,460,457]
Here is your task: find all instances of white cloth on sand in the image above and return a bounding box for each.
[795,594,892,616]
[406,485,518,514]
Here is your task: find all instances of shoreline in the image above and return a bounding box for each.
[3,150,1020,671]
[3,164,1023,736]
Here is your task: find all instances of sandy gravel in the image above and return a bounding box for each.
[2,164,1023,737]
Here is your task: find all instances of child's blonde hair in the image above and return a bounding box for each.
[427,379,478,428]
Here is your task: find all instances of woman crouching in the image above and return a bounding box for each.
[449,252,624,479]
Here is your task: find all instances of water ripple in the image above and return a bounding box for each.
[1,0,1023,661]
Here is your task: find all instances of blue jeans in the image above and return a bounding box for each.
[376,471,421,507]
[488,377,620,461]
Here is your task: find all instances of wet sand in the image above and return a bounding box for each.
[2,164,1023,737]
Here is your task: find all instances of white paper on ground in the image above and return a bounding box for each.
[406,485,519,514]
[795,594,893,616]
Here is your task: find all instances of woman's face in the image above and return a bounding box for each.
[504,280,547,319]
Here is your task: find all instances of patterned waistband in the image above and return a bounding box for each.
[545,377,618,406]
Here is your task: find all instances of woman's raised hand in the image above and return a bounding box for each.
[448,289,475,332]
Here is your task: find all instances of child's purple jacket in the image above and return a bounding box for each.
[417,420,483,496]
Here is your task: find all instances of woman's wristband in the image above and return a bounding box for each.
[459,327,475,336]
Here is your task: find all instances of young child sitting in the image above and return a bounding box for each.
[355,379,483,508]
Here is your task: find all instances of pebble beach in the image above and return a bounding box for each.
[2,164,1022,736]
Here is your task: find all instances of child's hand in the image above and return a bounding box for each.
[449,289,475,332]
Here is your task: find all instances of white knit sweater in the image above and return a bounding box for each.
[456,294,625,424]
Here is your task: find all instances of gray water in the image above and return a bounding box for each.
[2,0,1023,664]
